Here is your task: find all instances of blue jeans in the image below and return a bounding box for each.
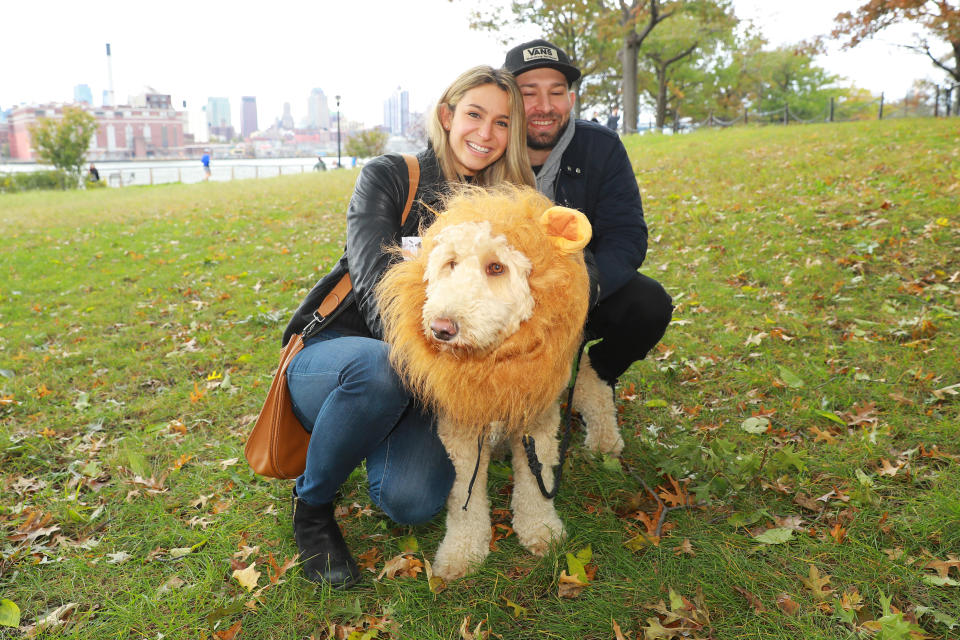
[286,330,454,525]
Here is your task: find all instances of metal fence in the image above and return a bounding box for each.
[657,82,960,132]
[102,162,328,188]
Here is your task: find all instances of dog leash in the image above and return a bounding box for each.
[462,431,485,511]
[521,338,587,500]
[461,339,588,510]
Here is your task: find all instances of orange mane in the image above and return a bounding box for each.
[376,185,590,437]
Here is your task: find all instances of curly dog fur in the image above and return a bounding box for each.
[376,184,594,581]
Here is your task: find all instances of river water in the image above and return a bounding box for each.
[0,156,361,187]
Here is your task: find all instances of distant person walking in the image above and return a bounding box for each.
[314,156,327,171]
[88,164,100,182]
[606,107,620,132]
[201,151,211,180]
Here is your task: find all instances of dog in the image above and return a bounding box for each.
[376,184,618,581]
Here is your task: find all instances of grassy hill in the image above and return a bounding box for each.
[1,119,958,639]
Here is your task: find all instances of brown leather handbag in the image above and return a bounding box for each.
[244,154,421,478]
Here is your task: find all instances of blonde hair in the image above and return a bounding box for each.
[428,65,536,188]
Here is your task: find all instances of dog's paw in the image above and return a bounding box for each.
[432,548,483,582]
[584,425,624,456]
[432,526,490,582]
[514,513,565,556]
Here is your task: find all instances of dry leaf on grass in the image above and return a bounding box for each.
[800,565,833,601]
[558,570,590,598]
[673,538,695,556]
[926,555,960,579]
[733,586,765,613]
[232,563,261,591]
[377,554,423,580]
[458,615,489,639]
[612,618,628,640]
[214,620,241,640]
[776,593,800,616]
[423,555,446,594]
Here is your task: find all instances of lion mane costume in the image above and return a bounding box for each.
[376,184,592,581]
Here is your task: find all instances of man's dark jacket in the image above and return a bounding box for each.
[281,148,445,346]
[551,120,647,301]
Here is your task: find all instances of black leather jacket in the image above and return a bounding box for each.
[281,147,446,346]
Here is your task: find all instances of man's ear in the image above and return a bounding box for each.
[439,104,453,131]
[539,206,591,253]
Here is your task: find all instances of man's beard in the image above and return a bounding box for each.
[527,116,570,151]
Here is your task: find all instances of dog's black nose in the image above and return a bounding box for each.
[430,318,458,341]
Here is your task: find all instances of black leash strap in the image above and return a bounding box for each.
[522,339,587,500]
[461,432,485,511]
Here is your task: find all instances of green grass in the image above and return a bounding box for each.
[1,119,958,639]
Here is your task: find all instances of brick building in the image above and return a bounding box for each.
[7,101,189,161]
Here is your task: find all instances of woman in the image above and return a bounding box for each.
[280,66,535,589]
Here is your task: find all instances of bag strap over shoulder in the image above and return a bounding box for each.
[399,153,420,226]
[307,153,420,331]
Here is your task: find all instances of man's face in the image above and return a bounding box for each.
[515,67,575,151]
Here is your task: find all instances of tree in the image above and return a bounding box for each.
[463,0,619,118]
[616,1,682,133]
[832,0,960,109]
[29,106,98,188]
[345,129,389,158]
[742,44,842,121]
[635,0,737,130]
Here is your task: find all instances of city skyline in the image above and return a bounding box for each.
[1,0,950,141]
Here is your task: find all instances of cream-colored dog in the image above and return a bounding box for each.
[377,185,619,581]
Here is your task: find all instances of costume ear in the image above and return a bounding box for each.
[539,206,592,253]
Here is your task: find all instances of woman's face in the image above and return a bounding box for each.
[440,84,511,176]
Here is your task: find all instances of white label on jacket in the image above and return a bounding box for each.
[401,236,421,260]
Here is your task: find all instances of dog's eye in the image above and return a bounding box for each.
[486,262,505,276]
[446,260,458,270]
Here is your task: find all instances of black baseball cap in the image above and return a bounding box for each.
[503,39,581,86]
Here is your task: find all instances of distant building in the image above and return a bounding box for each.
[206,97,233,140]
[102,90,111,107]
[74,84,93,105]
[241,96,258,139]
[130,88,172,109]
[8,102,188,161]
[383,86,409,136]
[307,88,331,129]
[280,102,295,130]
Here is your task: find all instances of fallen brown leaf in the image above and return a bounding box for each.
[926,555,960,579]
[214,620,241,640]
[776,593,800,616]
[793,493,822,512]
[459,615,488,640]
[733,586,765,613]
[612,618,628,640]
[377,554,423,580]
[558,570,589,598]
[356,547,382,572]
[673,538,695,556]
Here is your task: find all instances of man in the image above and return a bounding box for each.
[504,39,673,455]
[606,107,620,132]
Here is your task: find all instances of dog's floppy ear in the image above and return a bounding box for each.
[539,206,592,253]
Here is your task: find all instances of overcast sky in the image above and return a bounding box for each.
[1,0,945,140]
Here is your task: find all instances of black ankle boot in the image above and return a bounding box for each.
[291,491,361,589]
